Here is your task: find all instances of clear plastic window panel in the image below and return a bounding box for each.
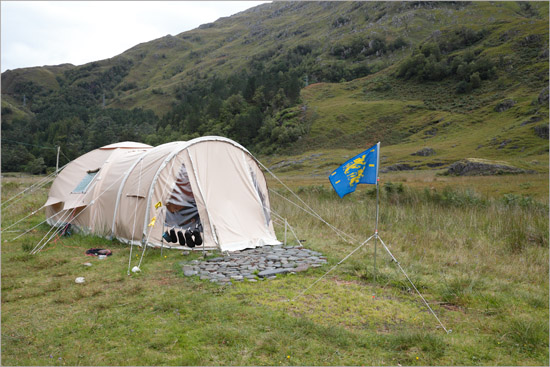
[164,163,202,231]
[72,170,99,193]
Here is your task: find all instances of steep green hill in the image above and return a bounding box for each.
[1,1,548,173]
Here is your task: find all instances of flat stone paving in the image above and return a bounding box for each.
[180,245,327,284]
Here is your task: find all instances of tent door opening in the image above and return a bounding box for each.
[164,163,202,242]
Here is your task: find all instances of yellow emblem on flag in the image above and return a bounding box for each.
[155,201,162,209]
[369,164,375,167]
[148,216,157,227]
[343,155,366,175]
[348,167,366,186]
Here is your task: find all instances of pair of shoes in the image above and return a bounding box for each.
[163,228,202,248]
[162,229,178,243]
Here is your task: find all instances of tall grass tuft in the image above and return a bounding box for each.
[507,317,549,352]
[385,330,447,361]
[439,274,482,307]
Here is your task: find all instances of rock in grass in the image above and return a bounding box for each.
[494,99,516,112]
[411,147,435,156]
[380,163,414,173]
[534,125,549,139]
[294,264,310,272]
[444,158,533,176]
[184,270,198,277]
[258,268,292,278]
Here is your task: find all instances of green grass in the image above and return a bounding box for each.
[1,173,548,365]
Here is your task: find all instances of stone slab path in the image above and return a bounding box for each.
[180,245,327,284]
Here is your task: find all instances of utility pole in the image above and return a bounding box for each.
[102,93,106,108]
[23,94,26,107]
[56,146,60,176]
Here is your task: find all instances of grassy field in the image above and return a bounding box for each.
[1,171,548,366]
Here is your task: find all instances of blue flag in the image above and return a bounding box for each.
[329,142,380,198]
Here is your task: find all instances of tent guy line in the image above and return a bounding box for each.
[1,206,45,234]
[127,157,145,275]
[31,208,75,254]
[257,159,358,245]
[1,164,67,211]
[290,234,376,302]
[11,217,50,242]
[33,163,131,254]
[268,187,356,244]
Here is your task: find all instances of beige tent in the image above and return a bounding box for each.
[45,136,281,252]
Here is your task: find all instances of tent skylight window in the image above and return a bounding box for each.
[72,169,99,193]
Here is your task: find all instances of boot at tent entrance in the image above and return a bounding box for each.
[44,136,281,253]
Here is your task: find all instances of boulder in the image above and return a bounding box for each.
[445,158,531,176]
[534,125,549,139]
[411,147,435,156]
[380,163,414,173]
[538,86,549,105]
[494,99,516,112]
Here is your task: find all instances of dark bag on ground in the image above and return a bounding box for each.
[85,248,112,256]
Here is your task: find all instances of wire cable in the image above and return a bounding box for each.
[1,206,44,233]
[1,166,65,210]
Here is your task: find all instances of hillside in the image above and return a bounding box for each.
[1,1,548,173]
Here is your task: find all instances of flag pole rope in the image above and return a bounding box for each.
[289,234,375,302]
[258,158,450,333]
[377,235,451,333]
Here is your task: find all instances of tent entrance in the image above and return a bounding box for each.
[165,163,202,232]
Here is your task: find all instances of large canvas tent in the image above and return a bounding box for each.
[45,136,280,252]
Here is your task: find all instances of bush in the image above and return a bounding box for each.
[470,72,481,88]
[296,185,336,200]
[396,28,496,91]
[24,157,46,175]
[501,193,535,208]
[383,181,404,194]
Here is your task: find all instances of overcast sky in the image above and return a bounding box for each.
[1,1,269,72]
